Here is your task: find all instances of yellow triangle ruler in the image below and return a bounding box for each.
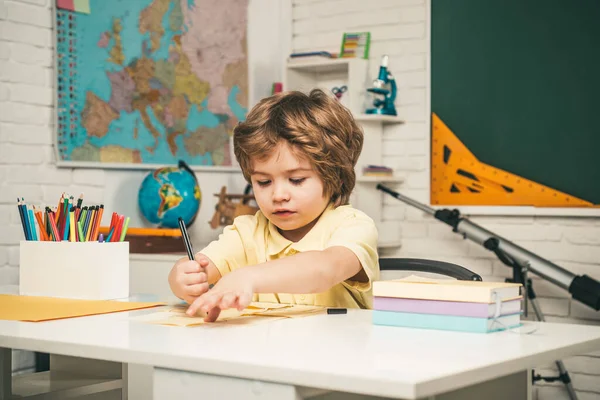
[431,113,595,207]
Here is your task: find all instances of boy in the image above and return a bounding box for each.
[168,89,379,322]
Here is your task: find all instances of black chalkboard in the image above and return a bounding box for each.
[431,0,600,204]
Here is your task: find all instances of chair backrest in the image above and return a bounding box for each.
[379,258,482,281]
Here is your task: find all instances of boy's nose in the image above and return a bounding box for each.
[272,184,290,202]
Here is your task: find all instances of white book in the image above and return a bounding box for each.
[373,277,522,303]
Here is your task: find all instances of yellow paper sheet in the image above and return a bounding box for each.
[0,294,164,322]
[134,302,325,327]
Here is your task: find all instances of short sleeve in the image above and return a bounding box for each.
[325,211,380,293]
[200,223,248,277]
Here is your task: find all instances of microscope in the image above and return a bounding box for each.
[366,55,397,116]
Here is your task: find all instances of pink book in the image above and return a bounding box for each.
[373,296,522,318]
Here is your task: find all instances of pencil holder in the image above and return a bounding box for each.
[19,241,130,300]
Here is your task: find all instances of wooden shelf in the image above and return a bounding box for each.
[356,175,404,184]
[12,371,122,399]
[354,114,405,124]
[285,56,404,249]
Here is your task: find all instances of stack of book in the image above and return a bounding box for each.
[372,277,523,333]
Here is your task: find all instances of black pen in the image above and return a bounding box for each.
[178,217,194,260]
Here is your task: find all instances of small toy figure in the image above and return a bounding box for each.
[209,185,259,229]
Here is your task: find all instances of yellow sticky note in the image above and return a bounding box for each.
[0,294,164,322]
[135,302,325,327]
[73,0,90,14]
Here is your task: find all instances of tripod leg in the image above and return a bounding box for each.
[555,360,578,400]
[528,287,578,400]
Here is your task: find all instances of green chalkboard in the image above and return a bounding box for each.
[431,0,600,204]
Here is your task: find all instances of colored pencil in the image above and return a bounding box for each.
[23,200,33,241]
[83,206,93,241]
[33,207,48,241]
[69,207,76,242]
[119,217,130,242]
[17,198,29,240]
[48,212,60,242]
[91,204,104,241]
[17,192,128,242]
[55,196,63,224]
[27,207,38,241]
[105,227,115,243]
[77,220,85,242]
[62,208,70,241]
[112,215,124,242]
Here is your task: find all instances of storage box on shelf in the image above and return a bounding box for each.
[285,57,404,249]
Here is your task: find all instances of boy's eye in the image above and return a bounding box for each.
[290,178,306,185]
[256,180,271,187]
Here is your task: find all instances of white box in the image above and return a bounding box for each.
[19,241,130,300]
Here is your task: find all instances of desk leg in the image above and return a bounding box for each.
[424,370,530,400]
[0,347,11,400]
[153,367,303,400]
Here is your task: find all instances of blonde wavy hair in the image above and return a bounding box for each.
[233,89,364,206]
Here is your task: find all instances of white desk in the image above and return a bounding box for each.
[1,304,600,400]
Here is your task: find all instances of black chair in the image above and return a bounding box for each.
[379,258,482,281]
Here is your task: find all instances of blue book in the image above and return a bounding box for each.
[372,310,521,333]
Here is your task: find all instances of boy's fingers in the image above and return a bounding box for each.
[237,292,253,310]
[183,272,207,285]
[219,292,236,309]
[201,293,222,313]
[196,257,209,267]
[185,283,209,296]
[186,296,203,316]
[182,273,200,285]
[204,307,221,323]
[181,261,201,273]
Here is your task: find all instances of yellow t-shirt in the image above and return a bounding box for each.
[201,205,380,309]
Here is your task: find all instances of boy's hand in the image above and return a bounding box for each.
[186,269,254,322]
[168,254,210,304]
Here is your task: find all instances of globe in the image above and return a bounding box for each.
[138,161,201,228]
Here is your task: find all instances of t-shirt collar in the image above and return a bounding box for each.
[266,203,335,256]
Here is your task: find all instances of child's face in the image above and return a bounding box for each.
[250,141,329,242]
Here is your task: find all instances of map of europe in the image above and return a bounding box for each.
[55,0,248,166]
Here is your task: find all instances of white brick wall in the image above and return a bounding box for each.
[0,0,106,374]
[291,0,600,398]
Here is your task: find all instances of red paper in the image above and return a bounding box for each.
[56,0,75,11]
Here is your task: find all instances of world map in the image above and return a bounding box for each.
[55,0,248,167]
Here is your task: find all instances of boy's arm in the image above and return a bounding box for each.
[247,246,366,294]
[186,210,378,320]
[185,246,366,318]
